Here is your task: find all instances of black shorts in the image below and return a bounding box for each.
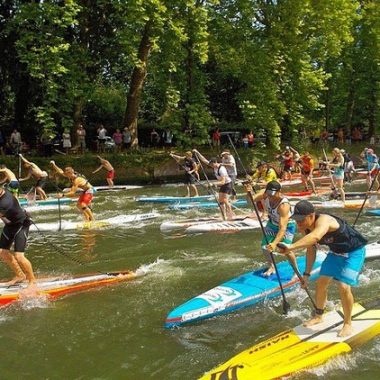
[184,173,195,185]
[220,182,233,195]
[36,177,47,188]
[0,221,30,252]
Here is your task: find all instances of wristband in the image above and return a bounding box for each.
[303,272,311,277]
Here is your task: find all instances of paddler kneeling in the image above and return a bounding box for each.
[245,180,297,277]
[50,161,95,222]
[277,200,367,337]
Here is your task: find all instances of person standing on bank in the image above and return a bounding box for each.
[278,200,367,337]
[169,151,199,197]
[0,187,36,288]
[245,180,297,276]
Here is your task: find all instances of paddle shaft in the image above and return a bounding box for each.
[353,169,380,227]
[246,190,290,314]
[278,246,317,310]
[322,148,336,191]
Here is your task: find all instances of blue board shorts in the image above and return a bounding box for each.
[319,246,366,286]
[261,220,297,247]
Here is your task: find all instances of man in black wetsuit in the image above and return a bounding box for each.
[278,200,367,337]
[0,187,36,287]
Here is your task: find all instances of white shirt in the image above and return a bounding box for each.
[222,155,237,176]
[214,165,232,184]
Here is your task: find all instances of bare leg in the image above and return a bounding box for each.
[0,249,26,285]
[336,179,345,203]
[304,275,331,327]
[337,282,354,337]
[190,184,198,197]
[106,178,114,187]
[36,186,47,200]
[309,177,317,194]
[15,252,36,286]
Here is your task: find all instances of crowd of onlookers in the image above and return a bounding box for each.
[0,123,378,157]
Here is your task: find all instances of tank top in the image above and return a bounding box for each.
[316,214,367,253]
[184,158,195,172]
[301,156,313,172]
[264,197,291,226]
[0,189,27,225]
[214,165,231,184]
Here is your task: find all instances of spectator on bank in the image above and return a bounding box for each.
[369,135,375,145]
[10,128,22,155]
[352,127,362,142]
[97,124,107,153]
[212,128,221,148]
[162,129,173,149]
[123,127,132,150]
[247,131,254,147]
[40,130,53,157]
[0,128,5,155]
[150,129,160,147]
[62,128,72,154]
[76,124,86,154]
[242,134,249,148]
[112,128,123,152]
[337,128,344,144]
[320,129,329,144]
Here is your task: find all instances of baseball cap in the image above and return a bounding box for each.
[208,157,218,165]
[265,181,281,196]
[220,151,230,156]
[256,160,267,168]
[291,200,315,221]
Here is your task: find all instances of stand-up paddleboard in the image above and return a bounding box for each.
[165,241,380,328]
[199,296,380,380]
[63,185,143,193]
[314,197,378,209]
[24,204,71,212]
[29,213,160,232]
[19,197,76,206]
[0,270,139,308]
[169,199,248,210]
[185,218,261,234]
[160,217,221,232]
[135,195,214,203]
[367,209,380,216]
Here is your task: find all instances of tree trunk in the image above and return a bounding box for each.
[124,22,152,148]
[344,78,355,134]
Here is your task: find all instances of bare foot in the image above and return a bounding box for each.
[19,283,40,299]
[3,275,26,287]
[303,315,323,327]
[338,323,353,337]
[262,266,275,277]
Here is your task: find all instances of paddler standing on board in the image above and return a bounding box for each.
[19,154,48,200]
[169,151,199,197]
[0,165,20,198]
[300,152,316,194]
[192,149,234,219]
[277,200,368,337]
[50,161,95,221]
[92,156,115,187]
[244,180,297,276]
[327,148,345,203]
[0,187,36,288]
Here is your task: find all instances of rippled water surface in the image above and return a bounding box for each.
[1,183,380,379]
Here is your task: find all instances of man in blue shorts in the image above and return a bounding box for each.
[278,200,367,337]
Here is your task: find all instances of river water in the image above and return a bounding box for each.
[1,184,380,379]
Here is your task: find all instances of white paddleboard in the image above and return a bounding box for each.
[29,213,160,232]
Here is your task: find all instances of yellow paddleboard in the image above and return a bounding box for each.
[200,297,380,380]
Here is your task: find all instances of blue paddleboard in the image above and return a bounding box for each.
[135,195,214,204]
[19,197,75,206]
[169,199,248,210]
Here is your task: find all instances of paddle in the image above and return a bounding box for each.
[30,219,118,277]
[225,133,257,194]
[170,152,227,220]
[246,190,290,314]
[277,242,318,310]
[322,148,338,199]
[353,170,380,227]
